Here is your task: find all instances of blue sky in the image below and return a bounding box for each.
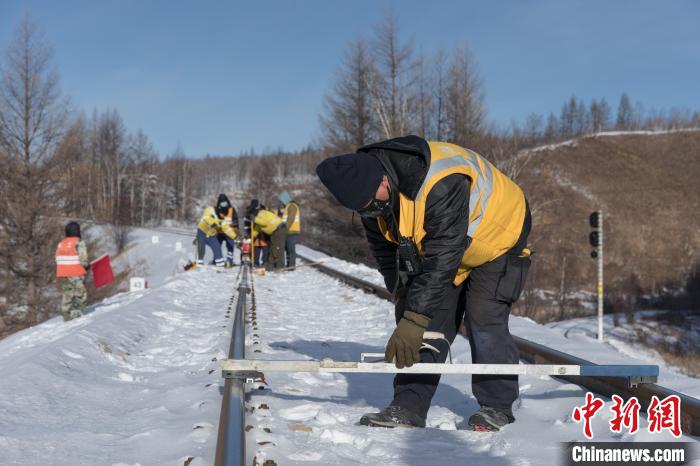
[1,1,698,156]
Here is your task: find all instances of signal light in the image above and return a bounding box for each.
[589,212,600,229]
[589,231,600,247]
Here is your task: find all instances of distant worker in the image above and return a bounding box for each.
[196,195,238,267]
[251,203,287,271]
[244,200,269,267]
[254,231,270,267]
[215,194,240,267]
[279,191,301,268]
[55,222,90,321]
[317,135,531,432]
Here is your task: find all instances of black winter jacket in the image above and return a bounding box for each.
[359,135,471,319]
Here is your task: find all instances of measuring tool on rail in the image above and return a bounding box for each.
[221,354,659,388]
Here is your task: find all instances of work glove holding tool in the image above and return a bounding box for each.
[385,310,430,368]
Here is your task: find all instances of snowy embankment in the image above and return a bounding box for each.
[0,231,696,466]
[0,229,235,466]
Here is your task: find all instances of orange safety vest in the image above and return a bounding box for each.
[56,237,86,278]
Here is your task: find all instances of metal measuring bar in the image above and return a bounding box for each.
[221,356,659,385]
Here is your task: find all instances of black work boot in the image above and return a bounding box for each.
[468,406,514,432]
[359,406,426,428]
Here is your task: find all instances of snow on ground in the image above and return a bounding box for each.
[87,226,240,290]
[295,246,700,399]
[547,312,700,386]
[522,127,700,155]
[0,260,240,465]
[0,232,697,466]
[246,265,697,465]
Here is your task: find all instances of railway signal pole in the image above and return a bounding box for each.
[589,211,604,341]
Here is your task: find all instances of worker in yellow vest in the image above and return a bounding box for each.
[252,205,287,270]
[317,135,531,432]
[196,194,238,267]
[215,194,240,266]
[278,191,301,268]
[56,222,90,321]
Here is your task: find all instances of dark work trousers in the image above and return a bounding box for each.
[267,225,288,270]
[217,233,236,265]
[196,229,224,266]
[285,233,299,267]
[391,252,530,420]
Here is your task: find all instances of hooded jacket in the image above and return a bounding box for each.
[359,136,471,319]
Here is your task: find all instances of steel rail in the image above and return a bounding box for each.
[296,251,700,437]
[214,263,249,466]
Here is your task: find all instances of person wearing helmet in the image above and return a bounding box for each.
[195,195,238,267]
[56,222,90,321]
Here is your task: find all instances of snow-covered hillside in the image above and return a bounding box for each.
[0,229,697,466]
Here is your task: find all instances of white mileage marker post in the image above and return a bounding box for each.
[129,277,146,292]
[175,241,182,251]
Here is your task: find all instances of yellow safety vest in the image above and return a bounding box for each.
[254,209,283,235]
[197,206,237,239]
[378,141,526,285]
[282,202,301,234]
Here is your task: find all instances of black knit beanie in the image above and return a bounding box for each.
[316,153,385,210]
[65,221,81,238]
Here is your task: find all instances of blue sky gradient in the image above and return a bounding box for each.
[1,1,698,156]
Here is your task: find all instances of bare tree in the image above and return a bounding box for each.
[369,14,417,139]
[414,52,433,138]
[590,98,611,133]
[616,93,633,130]
[432,48,449,140]
[319,39,377,151]
[0,16,68,324]
[445,45,485,146]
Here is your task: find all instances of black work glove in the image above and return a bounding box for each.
[385,310,430,369]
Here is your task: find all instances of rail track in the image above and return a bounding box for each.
[295,250,700,437]
[147,227,699,465]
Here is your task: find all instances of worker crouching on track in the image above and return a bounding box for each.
[56,222,90,321]
[317,135,532,432]
[250,203,287,271]
[196,194,238,267]
[279,191,301,268]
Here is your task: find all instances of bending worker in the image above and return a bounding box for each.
[279,191,301,268]
[196,194,238,267]
[250,203,287,271]
[317,135,531,432]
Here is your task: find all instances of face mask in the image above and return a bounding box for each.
[357,198,392,218]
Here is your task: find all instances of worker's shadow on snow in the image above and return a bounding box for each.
[267,339,480,424]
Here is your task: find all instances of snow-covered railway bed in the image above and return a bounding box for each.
[245,267,693,466]
[0,266,239,466]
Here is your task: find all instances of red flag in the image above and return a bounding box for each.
[91,254,115,289]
